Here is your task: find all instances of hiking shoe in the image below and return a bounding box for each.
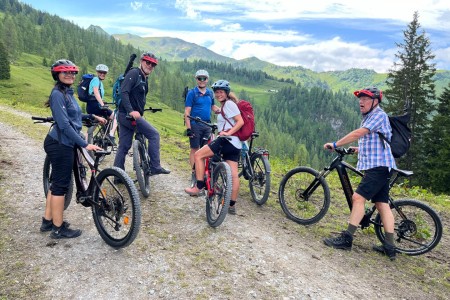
[372,244,397,261]
[109,136,117,146]
[50,224,82,239]
[40,217,70,232]
[228,205,236,215]
[150,167,171,176]
[323,230,353,250]
[184,186,204,196]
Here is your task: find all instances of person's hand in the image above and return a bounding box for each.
[349,146,359,153]
[324,142,334,150]
[86,144,103,151]
[129,111,141,120]
[95,115,107,124]
[186,128,194,138]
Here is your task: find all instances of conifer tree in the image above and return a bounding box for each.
[0,40,10,79]
[424,84,450,193]
[384,11,436,184]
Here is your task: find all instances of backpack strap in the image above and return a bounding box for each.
[220,100,234,131]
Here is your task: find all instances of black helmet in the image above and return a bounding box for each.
[51,59,79,81]
[353,86,383,102]
[211,80,231,94]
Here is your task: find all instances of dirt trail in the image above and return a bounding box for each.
[0,115,447,299]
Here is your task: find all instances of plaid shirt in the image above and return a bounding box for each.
[357,106,397,170]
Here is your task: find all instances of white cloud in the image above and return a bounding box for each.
[130,1,143,11]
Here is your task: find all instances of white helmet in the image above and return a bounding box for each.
[95,64,109,73]
[195,69,209,78]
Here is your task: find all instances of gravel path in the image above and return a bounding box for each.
[0,115,446,300]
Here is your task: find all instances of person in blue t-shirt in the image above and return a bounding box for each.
[184,70,220,176]
[86,64,118,146]
[323,87,397,260]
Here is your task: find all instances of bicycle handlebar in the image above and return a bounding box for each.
[32,116,98,127]
[186,116,218,131]
[325,146,355,156]
[143,107,162,113]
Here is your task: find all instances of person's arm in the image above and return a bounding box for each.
[93,85,104,106]
[184,106,192,129]
[324,127,369,150]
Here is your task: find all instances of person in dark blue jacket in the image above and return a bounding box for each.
[113,52,170,175]
[40,59,105,239]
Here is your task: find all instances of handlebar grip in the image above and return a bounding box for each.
[31,116,54,122]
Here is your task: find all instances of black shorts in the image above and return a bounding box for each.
[189,123,212,149]
[208,137,240,162]
[355,167,391,203]
[86,102,113,118]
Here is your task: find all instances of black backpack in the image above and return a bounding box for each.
[77,74,98,102]
[378,113,411,158]
[112,54,137,108]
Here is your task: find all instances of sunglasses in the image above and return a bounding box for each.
[97,71,107,75]
[196,77,208,82]
[61,71,77,76]
[144,60,157,67]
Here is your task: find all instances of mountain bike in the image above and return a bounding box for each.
[187,116,233,227]
[239,132,271,205]
[33,116,141,249]
[127,107,162,198]
[278,147,443,256]
[87,104,118,162]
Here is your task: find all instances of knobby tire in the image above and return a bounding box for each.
[92,167,141,248]
[374,199,443,256]
[248,153,271,205]
[133,140,150,198]
[206,161,232,227]
[278,166,330,225]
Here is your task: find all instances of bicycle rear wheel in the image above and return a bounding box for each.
[278,167,330,225]
[133,139,150,198]
[374,199,443,256]
[248,153,271,205]
[92,167,141,248]
[43,155,73,210]
[206,162,232,227]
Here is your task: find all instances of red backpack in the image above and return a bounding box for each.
[221,100,255,141]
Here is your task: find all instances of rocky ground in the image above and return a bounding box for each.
[0,113,449,299]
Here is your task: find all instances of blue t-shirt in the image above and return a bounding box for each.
[88,77,104,98]
[185,86,214,123]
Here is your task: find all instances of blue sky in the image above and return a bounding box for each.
[20,0,450,73]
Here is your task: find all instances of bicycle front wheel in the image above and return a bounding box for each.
[133,140,150,198]
[278,167,330,225]
[92,167,141,249]
[248,154,271,205]
[206,162,232,227]
[43,155,73,210]
[374,199,443,256]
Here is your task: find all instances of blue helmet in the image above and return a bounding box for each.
[211,80,230,94]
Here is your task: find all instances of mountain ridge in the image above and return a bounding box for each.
[111,33,450,93]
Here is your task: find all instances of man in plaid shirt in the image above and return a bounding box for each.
[322,87,397,260]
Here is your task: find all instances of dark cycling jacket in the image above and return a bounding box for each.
[119,68,148,115]
[48,87,89,148]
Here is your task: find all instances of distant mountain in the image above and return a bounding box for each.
[112,33,450,94]
[87,25,110,37]
[112,34,235,63]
